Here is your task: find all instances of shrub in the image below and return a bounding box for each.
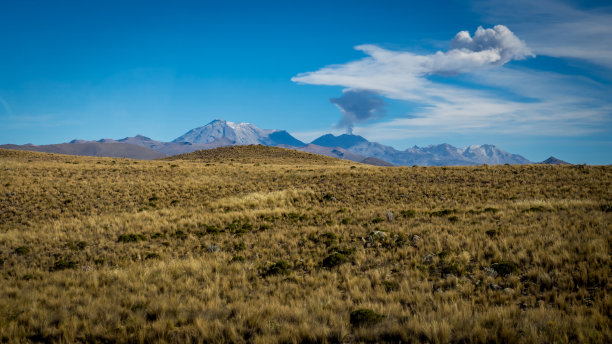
[173,230,187,239]
[400,210,416,218]
[230,255,245,263]
[372,217,385,224]
[382,280,400,292]
[145,253,160,260]
[263,260,290,277]
[321,232,337,246]
[322,193,335,201]
[322,252,348,268]
[600,204,612,213]
[430,209,455,217]
[51,259,77,271]
[151,232,165,239]
[485,229,498,237]
[15,246,30,255]
[234,242,246,251]
[226,220,253,235]
[350,309,384,327]
[491,261,518,276]
[118,234,146,243]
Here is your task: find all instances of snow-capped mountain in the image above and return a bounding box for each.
[311,133,531,166]
[172,119,304,147]
[2,119,538,165]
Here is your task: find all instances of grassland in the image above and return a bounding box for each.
[0,146,610,343]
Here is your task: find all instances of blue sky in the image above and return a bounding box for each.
[1,0,611,164]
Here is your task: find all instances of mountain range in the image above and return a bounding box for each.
[1,119,559,166]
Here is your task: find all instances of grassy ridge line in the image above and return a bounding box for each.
[0,148,611,343]
[163,145,354,165]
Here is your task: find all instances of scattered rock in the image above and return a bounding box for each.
[484,267,498,277]
[385,210,394,222]
[503,288,515,294]
[411,235,422,246]
[488,283,502,291]
[207,244,220,252]
[365,231,387,246]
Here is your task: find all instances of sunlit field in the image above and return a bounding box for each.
[1,147,610,343]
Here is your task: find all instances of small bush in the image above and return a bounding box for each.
[173,230,187,239]
[118,234,146,243]
[524,206,546,212]
[321,232,337,246]
[485,229,498,237]
[491,261,518,276]
[350,308,384,327]
[15,246,30,255]
[430,209,455,217]
[234,242,246,251]
[372,217,385,224]
[76,241,87,250]
[600,204,612,213]
[226,220,253,235]
[382,280,400,292]
[322,193,335,201]
[145,253,160,260]
[263,260,291,277]
[400,210,416,218]
[151,232,165,239]
[322,252,348,268]
[51,259,77,271]
[230,255,245,263]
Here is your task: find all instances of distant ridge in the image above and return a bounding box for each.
[1,118,537,165]
[310,133,532,166]
[540,156,572,165]
[0,142,166,160]
[164,145,348,165]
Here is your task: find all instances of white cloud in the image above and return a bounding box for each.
[292,24,611,140]
[292,25,531,89]
[473,0,612,68]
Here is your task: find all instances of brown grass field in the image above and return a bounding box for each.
[0,146,610,343]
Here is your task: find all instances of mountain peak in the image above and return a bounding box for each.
[172,119,304,146]
[311,133,369,149]
[541,156,571,165]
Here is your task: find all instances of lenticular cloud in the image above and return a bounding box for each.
[292,25,533,88]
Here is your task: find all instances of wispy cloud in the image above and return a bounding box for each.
[292,24,611,140]
[473,0,612,68]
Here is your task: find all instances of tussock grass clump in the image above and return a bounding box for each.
[491,261,519,276]
[14,246,30,255]
[51,259,76,271]
[117,233,146,243]
[322,252,349,268]
[263,260,291,277]
[350,308,384,327]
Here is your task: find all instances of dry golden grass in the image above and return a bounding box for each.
[0,147,610,343]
